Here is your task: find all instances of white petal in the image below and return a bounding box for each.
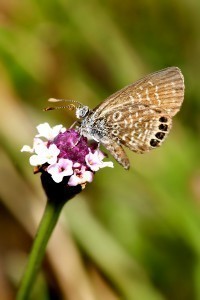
[68,175,80,186]
[73,162,81,168]
[36,123,66,141]
[89,164,100,172]
[21,145,33,153]
[61,127,66,133]
[52,125,65,138]
[48,144,60,157]
[46,156,58,165]
[47,159,73,183]
[33,138,45,148]
[101,161,114,168]
[51,173,63,183]
[47,164,63,183]
[96,149,105,160]
[83,171,94,182]
[34,143,48,155]
[36,123,52,139]
[29,154,46,166]
[57,158,73,176]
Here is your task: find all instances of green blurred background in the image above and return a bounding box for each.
[0,1,200,299]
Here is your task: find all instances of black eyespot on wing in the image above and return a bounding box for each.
[155,132,165,140]
[159,124,168,131]
[159,116,168,123]
[150,139,160,147]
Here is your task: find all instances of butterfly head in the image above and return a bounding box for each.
[75,105,90,119]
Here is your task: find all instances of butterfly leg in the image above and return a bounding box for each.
[70,120,78,129]
[102,140,130,170]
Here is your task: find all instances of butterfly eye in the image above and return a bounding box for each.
[76,106,89,119]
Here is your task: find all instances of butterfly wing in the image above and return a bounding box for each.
[93,67,184,154]
[94,67,184,118]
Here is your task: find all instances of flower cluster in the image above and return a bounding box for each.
[21,123,113,187]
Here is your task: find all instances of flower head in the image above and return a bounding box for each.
[21,123,113,192]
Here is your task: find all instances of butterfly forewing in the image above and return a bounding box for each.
[94,67,184,117]
[92,67,184,155]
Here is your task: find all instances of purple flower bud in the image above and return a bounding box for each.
[51,129,90,165]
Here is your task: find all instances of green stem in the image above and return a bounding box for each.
[16,198,65,300]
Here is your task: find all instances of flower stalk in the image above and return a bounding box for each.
[16,196,65,300]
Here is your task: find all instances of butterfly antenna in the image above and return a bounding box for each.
[43,98,83,112]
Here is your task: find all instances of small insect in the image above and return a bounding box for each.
[45,67,184,169]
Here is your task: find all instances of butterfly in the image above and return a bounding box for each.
[45,67,184,169]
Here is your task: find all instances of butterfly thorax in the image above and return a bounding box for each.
[77,108,108,143]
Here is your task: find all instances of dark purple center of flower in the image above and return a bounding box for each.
[49,129,98,166]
